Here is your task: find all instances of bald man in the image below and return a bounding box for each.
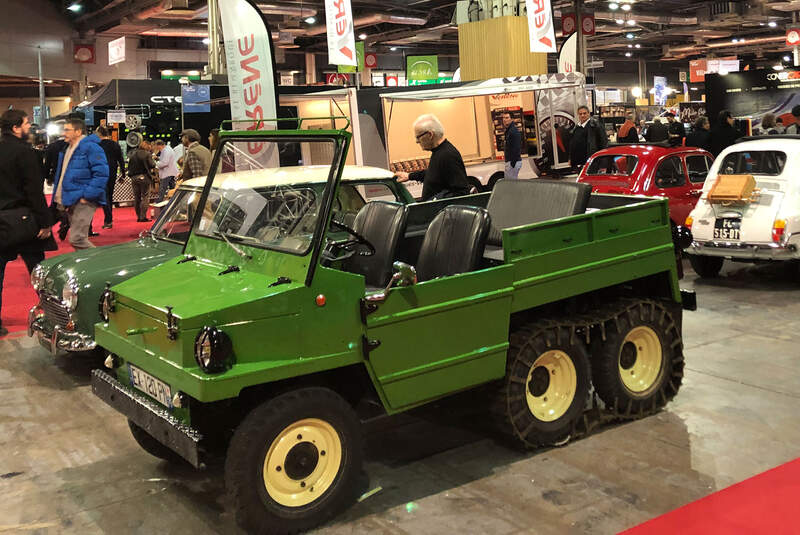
[395,114,470,201]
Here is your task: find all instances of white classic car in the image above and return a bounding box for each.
[685,137,800,277]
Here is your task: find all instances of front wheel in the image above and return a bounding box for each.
[688,254,724,278]
[225,387,362,535]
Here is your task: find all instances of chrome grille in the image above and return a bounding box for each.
[40,293,70,328]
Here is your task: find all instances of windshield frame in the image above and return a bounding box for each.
[185,132,350,286]
[150,186,203,244]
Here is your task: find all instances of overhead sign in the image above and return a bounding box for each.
[385,74,399,87]
[525,0,557,53]
[150,95,182,104]
[558,32,577,74]
[581,14,596,36]
[73,44,95,64]
[561,13,576,35]
[326,0,357,66]
[364,53,378,69]
[407,55,439,81]
[107,110,126,124]
[181,85,210,113]
[690,56,739,82]
[108,37,126,66]
[653,75,668,106]
[787,28,800,47]
[325,72,350,85]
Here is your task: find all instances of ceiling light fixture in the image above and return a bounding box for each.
[202,37,210,45]
[616,19,624,24]
[67,2,81,12]
[305,16,316,24]
[161,69,174,76]
[731,38,739,43]
[625,52,632,57]
[635,43,641,48]
[628,44,633,48]
[773,64,785,71]
[188,70,200,76]
[621,3,631,11]
[390,46,398,51]
[626,33,635,39]
[784,55,792,62]
[358,33,367,40]
[769,21,778,28]
[609,2,619,9]
[627,19,636,25]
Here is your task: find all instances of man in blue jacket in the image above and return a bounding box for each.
[52,118,108,249]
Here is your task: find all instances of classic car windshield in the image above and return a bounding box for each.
[152,188,203,243]
[719,151,786,177]
[195,138,338,255]
[587,155,638,177]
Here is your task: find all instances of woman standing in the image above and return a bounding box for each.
[127,140,157,222]
[709,110,743,157]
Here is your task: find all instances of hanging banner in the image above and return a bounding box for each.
[654,75,668,106]
[325,0,357,66]
[338,42,365,73]
[525,0,557,53]
[108,36,126,65]
[219,0,279,157]
[407,55,439,81]
[181,84,211,113]
[558,32,577,74]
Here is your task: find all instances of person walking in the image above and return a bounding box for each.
[645,118,669,143]
[0,110,56,336]
[394,114,470,200]
[153,139,178,202]
[617,115,640,143]
[52,118,108,250]
[127,140,157,222]
[501,112,522,179]
[174,129,212,191]
[665,113,686,146]
[568,105,608,170]
[685,116,712,151]
[709,110,743,157]
[96,126,125,229]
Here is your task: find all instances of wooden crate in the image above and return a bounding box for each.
[708,174,756,203]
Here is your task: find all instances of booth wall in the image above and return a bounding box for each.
[0,97,71,122]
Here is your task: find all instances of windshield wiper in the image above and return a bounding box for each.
[213,230,253,260]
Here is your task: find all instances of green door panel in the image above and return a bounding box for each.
[365,265,515,412]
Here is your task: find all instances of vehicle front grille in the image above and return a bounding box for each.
[40,293,71,328]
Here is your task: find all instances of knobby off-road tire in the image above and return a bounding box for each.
[497,322,591,448]
[225,387,363,535]
[591,299,684,417]
[688,254,724,278]
[128,420,187,465]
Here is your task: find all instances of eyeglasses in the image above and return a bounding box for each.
[63,127,75,132]
[415,131,430,142]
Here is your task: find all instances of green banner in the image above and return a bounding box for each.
[406,55,439,81]
[338,42,365,73]
[408,76,452,86]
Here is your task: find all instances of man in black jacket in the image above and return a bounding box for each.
[502,112,523,179]
[710,109,742,157]
[685,116,712,152]
[0,110,55,336]
[666,113,686,146]
[645,118,669,143]
[569,105,608,170]
[395,114,470,201]
[96,126,125,229]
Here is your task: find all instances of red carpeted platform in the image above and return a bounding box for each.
[621,457,800,535]
[1,205,150,336]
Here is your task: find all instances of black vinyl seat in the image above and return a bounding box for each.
[343,201,408,288]
[486,179,592,246]
[416,205,491,282]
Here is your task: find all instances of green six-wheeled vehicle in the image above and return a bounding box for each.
[92,119,694,534]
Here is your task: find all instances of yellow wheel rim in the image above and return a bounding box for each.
[618,326,663,395]
[262,418,342,508]
[525,350,577,422]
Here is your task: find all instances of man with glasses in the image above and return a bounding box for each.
[52,118,108,249]
[395,114,470,201]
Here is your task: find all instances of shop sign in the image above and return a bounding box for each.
[679,71,688,82]
[108,37,126,66]
[561,13,576,36]
[364,53,378,69]
[326,72,350,85]
[325,0,357,66]
[581,14,595,36]
[107,110,126,124]
[280,73,294,85]
[181,85,210,113]
[407,55,439,81]
[407,76,452,86]
[73,44,95,64]
[690,57,738,82]
[525,0,557,53]
[338,41,364,73]
[385,74,399,87]
[150,95,182,104]
[788,28,800,47]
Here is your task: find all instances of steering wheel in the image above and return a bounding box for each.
[322,219,376,263]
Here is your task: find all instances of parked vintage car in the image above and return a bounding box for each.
[685,136,800,277]
[28,166,413,355]
[578,144,714,227]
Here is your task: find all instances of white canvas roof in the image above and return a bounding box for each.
[380,73,586,101]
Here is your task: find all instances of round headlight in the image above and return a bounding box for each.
[31,264,46,292]
[194,326,233,373]
[62,279,79,311]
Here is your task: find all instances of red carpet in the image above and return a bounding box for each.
[621,457,800,534]
[1,205,150,335]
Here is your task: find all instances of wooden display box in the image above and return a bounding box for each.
[708,174,756,203]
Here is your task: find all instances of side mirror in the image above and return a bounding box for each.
[365,261,417,303]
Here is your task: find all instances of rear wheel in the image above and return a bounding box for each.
[466,176,483,193]
[128,420,187,465]
[225,387,362,535]
[688,254,723,278]
[497,322,591,448]
[487,171,505,191]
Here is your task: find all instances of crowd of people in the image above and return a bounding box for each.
[0,109,213,337]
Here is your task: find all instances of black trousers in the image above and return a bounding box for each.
[102,177,117,224]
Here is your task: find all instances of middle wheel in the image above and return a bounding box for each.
[501,323,591,448]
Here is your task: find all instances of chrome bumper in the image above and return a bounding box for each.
[688,240,800,261]
[28,305,97,355]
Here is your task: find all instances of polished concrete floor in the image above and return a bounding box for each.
[2,259,799,534]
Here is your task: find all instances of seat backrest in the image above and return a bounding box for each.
[485,179,592,245]
[416,205,491,282]
[343,201,408,288]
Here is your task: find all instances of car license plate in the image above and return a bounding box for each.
[129,364,173,407]
[714,218,741,240]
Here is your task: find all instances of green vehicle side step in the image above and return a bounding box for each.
[91,369,203,468]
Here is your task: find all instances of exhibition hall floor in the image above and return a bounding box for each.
[1,260,799,534]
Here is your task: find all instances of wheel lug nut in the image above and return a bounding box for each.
[320,450,326,456]
[297,434,302,440]
[276,466,282,472]
[300,482,306,488]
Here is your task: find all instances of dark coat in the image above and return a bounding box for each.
[710,123,742,157]
[685,129,712,152]
[645,122,669,143]
[503,122,522,165]
[0,134,56,257]
[569,118,608,167]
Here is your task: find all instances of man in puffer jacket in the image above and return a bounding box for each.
[52,118,108,249]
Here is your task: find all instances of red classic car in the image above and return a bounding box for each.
[578,145,714,227]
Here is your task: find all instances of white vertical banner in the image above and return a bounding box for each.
[219,0,279,161]
[558,32,577,74]
[525,0,557,53]
[326,0,357,66]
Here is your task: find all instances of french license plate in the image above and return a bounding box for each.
[714,218,741,240]
[129,364,173,407]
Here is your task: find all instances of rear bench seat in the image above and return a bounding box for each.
[484,179,592,261]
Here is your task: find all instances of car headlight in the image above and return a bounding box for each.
[62,279,79,311]
[99,285,115,322]
[31,264,46,292]
[194,326,233,373]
